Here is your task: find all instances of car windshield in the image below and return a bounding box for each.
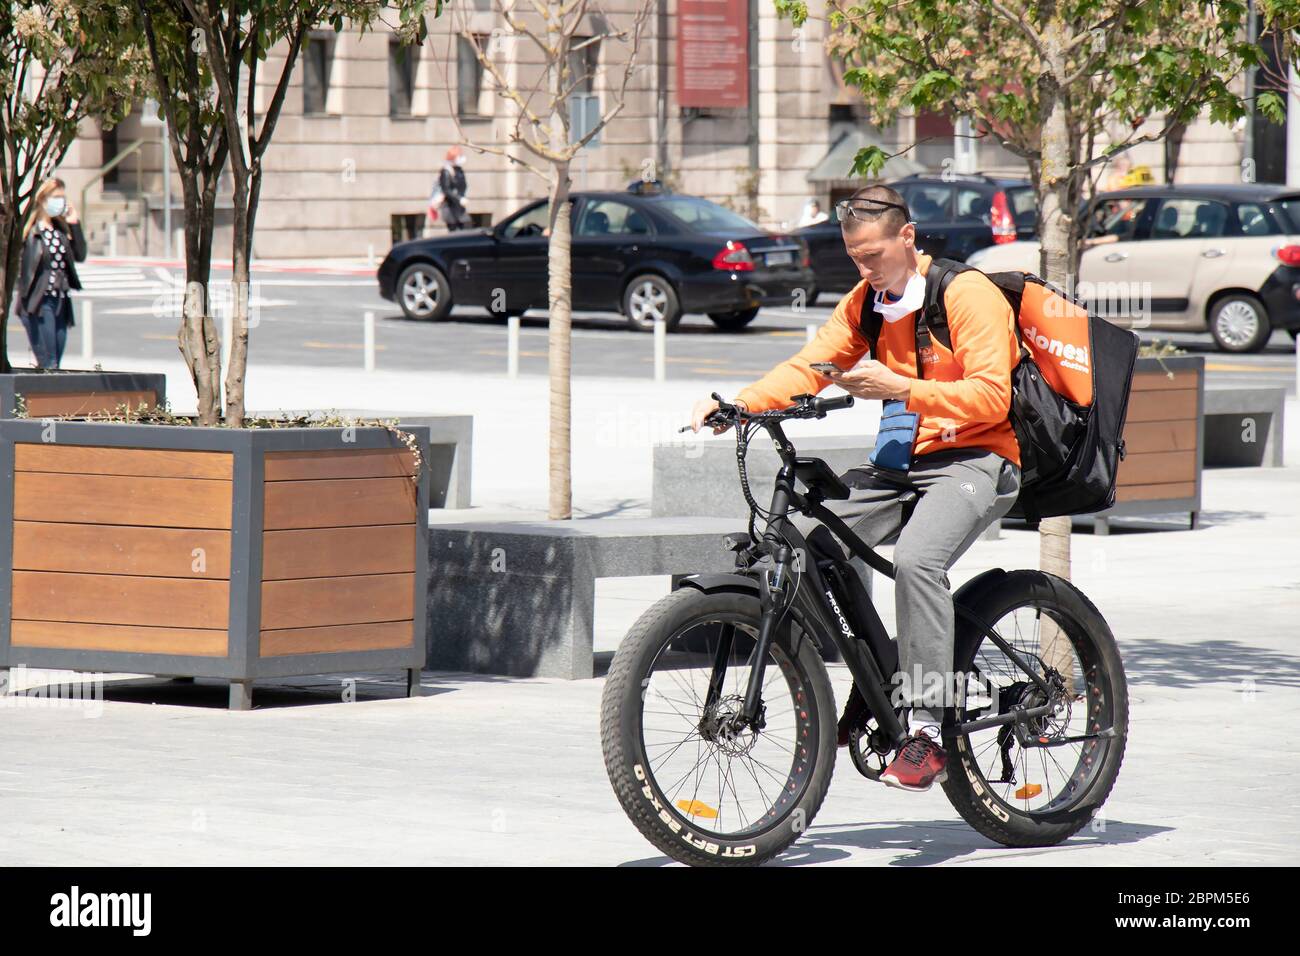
[656,196,760,232]
[500,202,551,238]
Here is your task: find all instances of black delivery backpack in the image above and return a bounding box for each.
[860,257,1140,524]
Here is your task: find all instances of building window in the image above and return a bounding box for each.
[391,212,424,244]
[567,38,599,96]
[457,36,486,118]
[389,37,419,116]
[302,32,335,115]
[829,104,854,125]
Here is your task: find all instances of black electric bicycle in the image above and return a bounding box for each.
[600,393,1128,866]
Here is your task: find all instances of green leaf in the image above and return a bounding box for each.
[1257,90,1287,125]
[850,145,889,178]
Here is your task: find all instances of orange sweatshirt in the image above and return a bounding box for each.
[734,253,1022,467]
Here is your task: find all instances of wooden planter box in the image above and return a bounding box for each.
[0,420,430,709]
[0,370,166,418]
[1091,354,1204,533]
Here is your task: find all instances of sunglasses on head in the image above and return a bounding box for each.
[835,198,911,224]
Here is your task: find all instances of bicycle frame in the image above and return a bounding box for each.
[726,415,1060,749]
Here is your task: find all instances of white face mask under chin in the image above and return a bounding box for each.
[874,271,925,323]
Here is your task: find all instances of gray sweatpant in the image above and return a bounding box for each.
[794,448,1021,718]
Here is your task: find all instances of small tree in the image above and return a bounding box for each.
[135,1,437,426]
[775,0,1300,683]
[0,1,146,372]
[134,0,235,424]
[446,0,651,520]
[179,0,437,427]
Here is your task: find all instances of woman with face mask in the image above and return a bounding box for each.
[15,178,86,369]
[436,146,472,232]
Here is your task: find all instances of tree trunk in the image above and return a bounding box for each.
[224,173,251,428]
[1164,120,1187,184]
[176,171,222,425]
[1034,7,1077,691]
[547,161,573,520]
[0,208,19,372]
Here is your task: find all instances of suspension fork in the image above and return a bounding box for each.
[703,623,735,711]
[738,541,793,727]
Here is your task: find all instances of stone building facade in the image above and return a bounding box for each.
[51,1,1287,259]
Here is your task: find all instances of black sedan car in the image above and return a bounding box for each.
[796,173,1037,303]
[378,182,815,331]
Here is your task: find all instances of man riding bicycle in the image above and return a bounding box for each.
[690,184,1023,792]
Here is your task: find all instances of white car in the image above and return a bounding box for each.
[967,184,1300,352]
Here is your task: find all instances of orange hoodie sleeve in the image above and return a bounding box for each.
[905,271,1016,424]
[734,282,871,412]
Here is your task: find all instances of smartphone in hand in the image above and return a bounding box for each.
[810,362,842,375]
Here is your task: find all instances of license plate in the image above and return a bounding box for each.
[765,251,794,267]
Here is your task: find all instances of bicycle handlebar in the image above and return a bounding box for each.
[686,391,854,432]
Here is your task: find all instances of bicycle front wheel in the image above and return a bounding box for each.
[600,588,836,866]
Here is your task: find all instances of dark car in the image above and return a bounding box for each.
[796,173,1037,303]
[377,182,815,331]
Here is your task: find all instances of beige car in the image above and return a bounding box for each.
[967,184,1300,352]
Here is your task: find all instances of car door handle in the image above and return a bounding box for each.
[617,245,639,255]
[1201,248,1226,258]
[1104,251,1128,262]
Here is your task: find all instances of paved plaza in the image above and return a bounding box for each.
[1,361,1296,864]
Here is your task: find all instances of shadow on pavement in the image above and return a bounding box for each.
[619,817,1169,866]
[5,672,524,711]
[577,499,646,519]
[1121,638,1300,689]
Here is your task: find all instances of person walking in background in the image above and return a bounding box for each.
[14,177,85,369]
[798,198,829,228]
[437,146,471,231]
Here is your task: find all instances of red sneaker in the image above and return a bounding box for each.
[880,730,948,792]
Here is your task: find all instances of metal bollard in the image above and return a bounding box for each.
[806,323,816,344]
[653,317,666,382]
[80,300,93,363]
[364,310,376,372]
[507,315,520,378]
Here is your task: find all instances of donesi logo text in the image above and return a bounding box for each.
[1023,324,1089,375]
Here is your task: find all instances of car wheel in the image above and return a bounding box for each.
[622,274,682,331]
[707,307,761,330]
[397,262,453,321]
[1209,293,1270,353]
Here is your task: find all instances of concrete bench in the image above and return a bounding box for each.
[426,517,745,679]
[653,434,1004,541]
[1203,386,1285,468]
[253,409,472,508]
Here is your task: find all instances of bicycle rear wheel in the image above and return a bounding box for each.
[941,570,1128,847]
[600,588,836,866]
